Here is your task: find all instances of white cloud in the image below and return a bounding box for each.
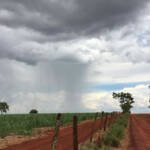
[82,84,150,113]
[122,84,150,112]
[83,92,120,112]
[88,62,150,83]
[8,91,65,113]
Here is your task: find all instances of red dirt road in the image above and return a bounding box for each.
[1,114,149,150]
[128,114,150,150]
[1,118,105,150]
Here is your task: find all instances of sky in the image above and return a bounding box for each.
[0,0,150,113]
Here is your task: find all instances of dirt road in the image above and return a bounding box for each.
[1,118,104,150]
[128,114,150,150]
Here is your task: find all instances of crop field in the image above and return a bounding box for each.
[0,112,102,138]
[0,112,115,150]
[1,113,149,150]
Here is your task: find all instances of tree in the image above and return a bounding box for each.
[0,102,9,114]
[113,92,134,113]
[30,109,38,114]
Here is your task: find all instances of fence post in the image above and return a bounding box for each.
[112,112,115,123]
[109,112,113,126]
[90,112,98,142]
[51,113,62,150]
[101,111,104,130]
[104,114,108,131]
[73,115,78,150]
[114,112,117,121]
[107,114,110,127]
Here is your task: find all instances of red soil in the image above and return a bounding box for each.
[1,118,104,150]
[1,114,149,150]
[128,114,150,150]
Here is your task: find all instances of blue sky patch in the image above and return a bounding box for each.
[89,81,150,92]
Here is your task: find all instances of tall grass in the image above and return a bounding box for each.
[103,113,129,147]
[0,113,98,138]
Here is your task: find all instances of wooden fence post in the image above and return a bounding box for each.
[107,114,110,127]
[111,112,114,124]
[51,113,62,150]
[114,112,117,120]
[104,114,108,131]
[109,112,113,126]
[112,112,115,123]
[90,112,98,142]
[73,115,78,150]
[101,111,104,130]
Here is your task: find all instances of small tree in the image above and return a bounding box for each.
[0,102,9,114]
[113,92,134,113]
[30,109,38,114]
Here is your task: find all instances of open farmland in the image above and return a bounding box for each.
[0,112,116,150]
[0,113,150,150]
[128,114,150,150]
[0,113,98,138]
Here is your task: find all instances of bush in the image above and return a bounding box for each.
[103,113,129,147]
[29,109,38,114]
[104,134,120,147]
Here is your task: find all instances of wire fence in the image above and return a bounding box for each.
[3,112,121,150]
[52,112,121,150]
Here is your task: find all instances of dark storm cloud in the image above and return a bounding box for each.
[0,0,149,65]
[0,36,45,65]
[0,0,149,40]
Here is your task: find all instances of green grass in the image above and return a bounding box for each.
[103,113,129,147]
[0,112,102,138]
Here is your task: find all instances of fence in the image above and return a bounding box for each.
[3,112,121,150]
[51,112,121,150]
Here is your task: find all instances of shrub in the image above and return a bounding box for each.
[103,113,129,147]
[29,109,38,114]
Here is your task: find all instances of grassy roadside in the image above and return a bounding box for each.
[102,113,129,148]
[80,113,129,150]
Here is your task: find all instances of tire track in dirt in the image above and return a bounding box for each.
[128,114,150,150]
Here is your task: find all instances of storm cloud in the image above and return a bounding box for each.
[0,0,149,65]
[0,0,149,39]
[0,0,150,113]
